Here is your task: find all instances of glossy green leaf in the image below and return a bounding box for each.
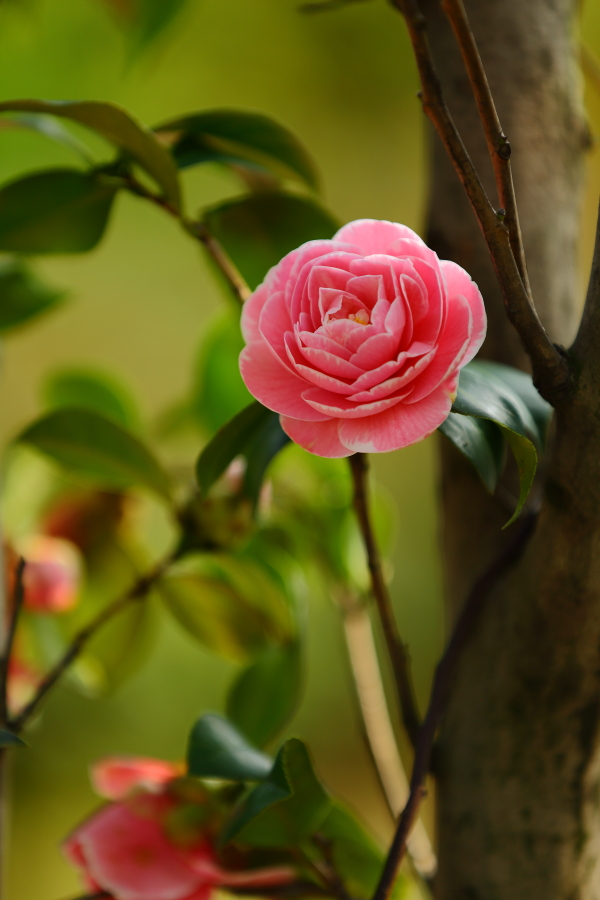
[196,401,288,506]
[226,643,302,748]
[0,258,66,331]
[221,738,330,846]
[438,412,505,493]
[452,362,540,526]
[471,360,553,446]
[0,168,118,254]
[16,408,171,500]
[0,729,26,749]
[160,554,293,662]
[187,713,273,781]
[203,192,339,290]
[0,100,181,210]
[318,804,407,900]
[156,109,319,190]
[43,368,140,431]
[191,310,253,434]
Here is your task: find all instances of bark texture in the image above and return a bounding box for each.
[418,1,600,897]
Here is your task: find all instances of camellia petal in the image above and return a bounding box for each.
[240,341,329,420]
[280,416,351,458]
[339,378,457,453]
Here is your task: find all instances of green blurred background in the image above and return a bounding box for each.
[1,0,600,896]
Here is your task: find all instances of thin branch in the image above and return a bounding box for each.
[348,453,421,748]
[371,509,538,900]
[122,173,251,305]
[388,0,571,403]
[8,554,173,734]
[0,558,25,724]
[340,597,437,877]
[440,0,530,298]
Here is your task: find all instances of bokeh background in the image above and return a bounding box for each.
[2,1,600,896]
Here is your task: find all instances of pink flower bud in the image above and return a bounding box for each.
[18,536,82,614]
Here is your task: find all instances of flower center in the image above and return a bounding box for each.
[348,309,370,325]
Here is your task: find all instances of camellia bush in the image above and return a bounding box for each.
[0,1,599,900]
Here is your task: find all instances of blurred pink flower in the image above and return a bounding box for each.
[7,657,39,716]
[18,535,82,613]
[240,219,486,457]
[64,756,296,900]
[92,756,184,800]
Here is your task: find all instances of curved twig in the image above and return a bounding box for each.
[388,0,571,403]
[440,0,530,298]
[8,554,173,733]
[348,453,421,749]
[371,509,538,900]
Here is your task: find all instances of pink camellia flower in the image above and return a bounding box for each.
[64,756,296,900]
[239,219,486,457]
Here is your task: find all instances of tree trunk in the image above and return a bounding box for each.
[419,1,600,897]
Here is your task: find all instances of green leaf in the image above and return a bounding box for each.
[16,408,171,500]
[0,100,181,211]
[203,192,339,290]
[187,713,273,781]
[155,109,319,191]
[0,729,26,749]
[221,738,331,846]
[438,412,505,493]
[0,114,96,164]
[191,310,253,434]
[159,554,293,662]
[226,643,302,748]
[318,804,407,900]
[0,168,118,254]
[471,360,553,446]
[196,401,289,507]
[452,362,541,526]
[43,367,140,431]
[0,258,66,331]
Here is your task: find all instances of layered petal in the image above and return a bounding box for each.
[440,259,486,363]
[339,378,456,453]
[279,416,351,458]
[240,342,329,420]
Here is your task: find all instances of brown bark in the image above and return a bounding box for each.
[417,1,600,897]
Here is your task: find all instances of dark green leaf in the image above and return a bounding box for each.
[187,713,273,781]
[0,169,118,254]
[470,360,553,446]
[0,258,66,331]
[156,109,319,191]
[203,192,339,290]
[243,414,290,508]
[438,412,505,493]
[159,554,293,662]
[221,738,330,846]
[226,643,302,748]
[191,310,253,434]
[0,100,181,210]
[43,368,140,431]
[318,804,407,900]
[452,362,540,526]
[0,729,26,749]
[196,402,269,496]
[16,408,171,500]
